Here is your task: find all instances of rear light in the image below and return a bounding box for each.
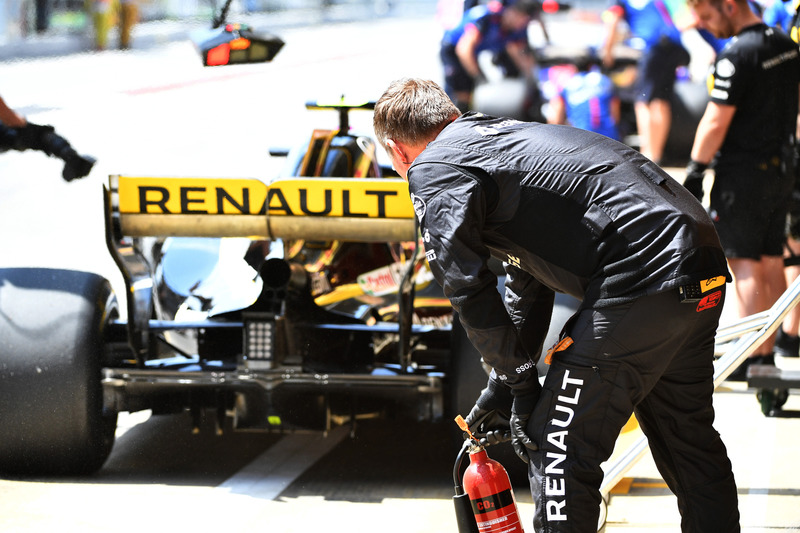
[243,314,276,369]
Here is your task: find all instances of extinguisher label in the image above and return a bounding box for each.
[470,489,515,515]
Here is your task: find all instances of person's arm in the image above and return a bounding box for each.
[409,164,539,389]
[548,94,567,125]
[505,39,536,79]
[690,101,736,164]
[601,6,624,68]
[532,11,550,43]
[455,24,484,79]
[683,101,735,200]
[0,96,26,128]
[503,266,555,363]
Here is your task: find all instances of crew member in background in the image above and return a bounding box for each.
[440,0,540,112]
[0,94,96,182]
[547,52,620,140]
[87,0,138,50]
[771,0,800,358]
[683,0,800,379]
[601,0,690,164]
[119,0,139,50]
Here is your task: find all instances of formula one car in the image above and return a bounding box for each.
[0,7,576,476]
[0,92,575,475]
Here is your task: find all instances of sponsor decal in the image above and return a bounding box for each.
[697,290,722,312]
[474,118,522,136]
[117,176,414,219]
[701,276,725,293]
[357,261,434,296]
[710,88,729,100]
[715,58,736,78]
[516,359,535,374]
[762,48,798,69]
[425,249,437,262]
[544,369,584,522]
[411,193,426,221]
[507,254,521,268]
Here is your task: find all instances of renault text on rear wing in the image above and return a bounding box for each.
[108,175,417,242]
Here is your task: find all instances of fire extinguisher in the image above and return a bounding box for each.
[453,415,525,533]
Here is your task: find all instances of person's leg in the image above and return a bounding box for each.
[119,1,138,50]
[527,343,632,532]
[776,237,800,356]
[712,161,792,372]
[728,255,785,352]
[647,98,671,164]
[634,290,740,532]
[526,289,734,532]
[634,100,651,160]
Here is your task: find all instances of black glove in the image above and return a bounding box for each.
[510,378,542,464]
[464,376,513,443]
[11,122,55,153]
[683,160,707,202]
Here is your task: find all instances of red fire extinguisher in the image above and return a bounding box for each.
[454,416,525,533]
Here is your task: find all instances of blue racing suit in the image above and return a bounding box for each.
[558,69,619,140]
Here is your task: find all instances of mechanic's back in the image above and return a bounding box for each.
[410,112,728,307]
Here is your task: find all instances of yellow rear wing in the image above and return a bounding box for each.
[107,175,417,242]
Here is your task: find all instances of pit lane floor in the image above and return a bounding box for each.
[0,357,796,533]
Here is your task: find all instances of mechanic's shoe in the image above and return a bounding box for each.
[62,152,96,182]
[774,328,800,358]
[727,353,775,382]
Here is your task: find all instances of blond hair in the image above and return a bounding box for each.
[373,78,461,148]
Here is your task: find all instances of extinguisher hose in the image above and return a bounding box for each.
[453,439,471,495]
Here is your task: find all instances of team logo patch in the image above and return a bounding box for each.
[411,193,426,222]
[715,58,735,78]
[697,290,722,312]
[701,276,725,293]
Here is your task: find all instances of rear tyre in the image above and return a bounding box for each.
[0,268,119,475]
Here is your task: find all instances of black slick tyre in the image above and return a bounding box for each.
[0,268,119,475]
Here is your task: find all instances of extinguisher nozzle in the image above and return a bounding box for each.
[453,492,481,533]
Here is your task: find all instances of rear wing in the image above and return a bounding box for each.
[106,174,417,242]
[104,175,418,353]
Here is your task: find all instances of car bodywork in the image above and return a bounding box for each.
[102,172,455,432]
[0,100,512,475]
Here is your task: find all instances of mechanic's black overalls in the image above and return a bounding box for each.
[408,114,740,533]
[530,287,735,532]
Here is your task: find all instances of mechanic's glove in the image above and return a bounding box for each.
[510,378,542,464]
[683,160,708,202]
[464,376,513,443]
[11,122,55,153]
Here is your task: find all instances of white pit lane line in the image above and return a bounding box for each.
[215,425,350,500]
